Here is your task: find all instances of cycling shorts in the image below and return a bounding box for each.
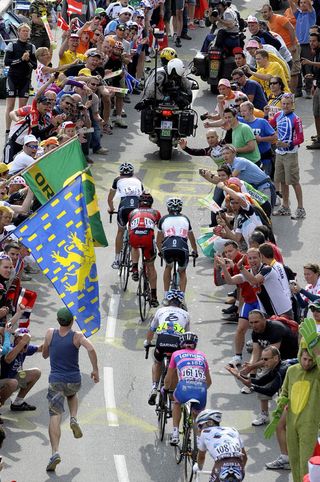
[6,76,30,98]
[154,333,181,362]
[117,196,139,227]
[210,460,244,482]
[239,300,260,320]
[162,236,189,269]
[129,230,156,261]
[173,380,207,411]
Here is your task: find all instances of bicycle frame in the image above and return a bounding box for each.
[175,399,198,481]
[137,248,151,321]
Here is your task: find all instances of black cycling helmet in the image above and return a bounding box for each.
[139,192,153,206]
[119,162,134,175]
[166,197,183,213]
[180,331,198,348]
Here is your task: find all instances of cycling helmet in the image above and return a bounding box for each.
[180,331,198,348]
[160,47,178,62]
[119,162,134,175]
[166,289,185,302]
[114,41,124,51]
[166,197,183,213]
[196,409,222,427]
[167,58,185,77]
[139,192,153,206]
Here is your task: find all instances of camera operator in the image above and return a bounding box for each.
[207,0,240,51]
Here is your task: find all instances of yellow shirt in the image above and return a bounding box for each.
[268,52,290,82]
[59,50,86,66]
[251,62,290,98]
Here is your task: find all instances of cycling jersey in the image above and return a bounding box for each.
[4,40,37,80]
[129,208,161,260]
[111,176,144,198]
[169,348,209,382]
[150,306,190,333]
[198,426,244,461]
[269,111,304,154]
[158,213,192,239]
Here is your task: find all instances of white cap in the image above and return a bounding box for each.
[23,134,38,145]
[119,7,132,15]
[247,15,259,22]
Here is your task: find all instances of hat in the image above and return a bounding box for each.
[23,134,38,146]
[61,121,76,129]
[310,300,320,310]
[14,327,30,338]
[218,78,231,88]
[246,39,260,49]
[247,15,258,22]
[78,67,92,76]
[119,7,132,15]
[70,33,80,39]
[116,23,127,30]
[9,176,27,186]
[41,137,59,147]
[86,50,102,58]
[233,47,244,55]
[57,307,74,323]
[135,10,145,17]
[95,7,105,14]
[0,163,9,174]
[37,95,51,104]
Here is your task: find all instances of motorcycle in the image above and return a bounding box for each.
[139,78,199,160]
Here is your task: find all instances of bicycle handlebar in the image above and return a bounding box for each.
[145,343,156,359]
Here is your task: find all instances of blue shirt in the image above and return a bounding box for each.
[294,9,316,43]
[241,80,267,110]
[49,329,80,384]
[1,344,38,379]
[231,156,269,187]
[238,117,275,154]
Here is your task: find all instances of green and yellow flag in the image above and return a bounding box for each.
[22,137,108,247]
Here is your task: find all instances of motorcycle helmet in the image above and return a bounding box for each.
[196,409,222,428]
[167,58,185,77]
[166,197,183,213]
[179,331,198,348]
[119,162,134,175]
[166,289,185,303]
[160,47,178,66]
[139,192,153,206]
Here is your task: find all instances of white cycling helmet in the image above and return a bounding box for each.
[119,162,134,175]
[166,197,183,213]
[196,409,222,427]
[167,58,185,77]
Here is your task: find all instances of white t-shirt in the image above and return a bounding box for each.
[8,151,36,175]
[198,426,244,461]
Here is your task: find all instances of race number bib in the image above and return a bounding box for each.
[181,367,206,381]
[216,442,241,458]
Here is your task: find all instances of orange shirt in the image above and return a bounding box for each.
[284,7,297,28]
[268,13,296,48]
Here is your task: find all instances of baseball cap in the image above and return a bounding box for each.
[9,176,27,186]
[119,7,132,14]
[310,300,320,310]
[70,33,80,39]
[116,24,127,31]
[86,50,102,58]
[233,47,244,55]
[246,39,260,49]
[14,327,30,338]
[218,78,231,88]
[0,163,9,174]
[57,307,74,323]
[247,15,258,23]
[23,134,38,146]
[62,121,76,129]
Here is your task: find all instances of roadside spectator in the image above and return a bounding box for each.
[59,32,86,66]
[8,135,38,176]
[231,68,267,111]
[29,0,52,49]
[246,15,281,50]
[247,49,290,98]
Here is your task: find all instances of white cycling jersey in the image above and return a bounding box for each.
[158,213,192,239]
[150,306,190,333]
[198,426,244,461]
[111,176,143,198]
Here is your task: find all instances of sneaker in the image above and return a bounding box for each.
[181,33,192,40]
[306,141,320,149]
[93,147,108,155]
[173,33,177,42]
[252,413,269,426]
[111,260,120,270]
[46,453,61,472]
[150,298,159,308]
[223,313,238,323]
[131,270,139,281]
[265,455,291,470]
[222,304,238,315]
[291,207,306,220]
[148,388,157,406]
[272,206,291,216]
[145,56,151,63]
[70,417,83,439]
[114,118,128,128]
[240,386,253,394]
[170,430,180,446]
[175,37,182,47]
[199,19,206,27]
[11,401,36,411]
[228,355,242,368]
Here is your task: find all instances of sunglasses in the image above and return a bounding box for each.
[90,83,100,87]
[137,15,144,18]
[26,144,38,149]
[269,81,279,85]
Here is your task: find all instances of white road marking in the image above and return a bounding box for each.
[104,367,119,426]
[105,294,120,343]
[114,455,130,482]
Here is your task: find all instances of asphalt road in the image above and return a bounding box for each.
[1,3,319,481]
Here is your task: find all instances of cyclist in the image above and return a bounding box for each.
[144,289,190,405]
[156,198,198,298]
[108,163,143,269]
[163,332,212,446]
[128,192,161,307]
[193,409,247,481]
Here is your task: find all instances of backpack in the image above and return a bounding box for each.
[270,315,299,333]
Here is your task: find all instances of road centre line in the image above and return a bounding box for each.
[104,367,119,426]
[105,294,120,343]
[114,455,130,482]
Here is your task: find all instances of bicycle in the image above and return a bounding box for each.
[145,343,173,442]
[110,212,131,291]
[160,253,197,291]
[174,398,198,482]
[138,248,151,321]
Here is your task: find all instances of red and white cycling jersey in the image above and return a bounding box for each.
[129,208,161,233]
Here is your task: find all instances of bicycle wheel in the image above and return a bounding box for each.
[157,392,167,441]
[184,424,198,482]
[138,268,149,321]
[119,242,131,291]
[170,262,180,291]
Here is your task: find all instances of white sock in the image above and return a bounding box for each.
[280,454,289,461]
[13,397,24,405]
[115,254,120,261]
